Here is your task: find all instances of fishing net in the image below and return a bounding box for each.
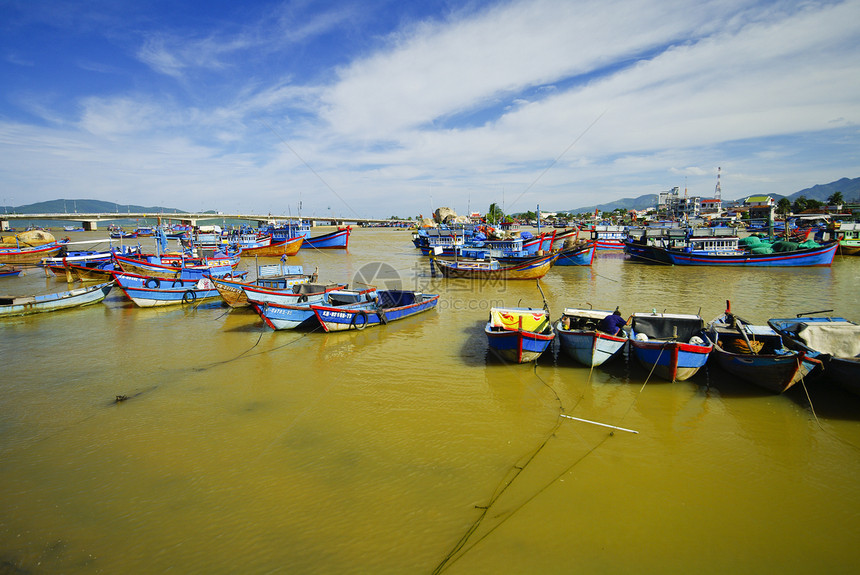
[771,241,799,252]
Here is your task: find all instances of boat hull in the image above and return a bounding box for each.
[485,325,555,363]
[0,243,62,264]
[240,236,303,257]
[432,253,556,280]
[302,228,350,249]
[0,281,113,317]
[553,243,596,266]
[664,242,838,266]
[312,291,439,332]
[711,345,821,393]
[556,326,627,366]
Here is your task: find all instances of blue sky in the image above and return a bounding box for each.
[1,0,858,219]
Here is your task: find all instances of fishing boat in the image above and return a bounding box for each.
[0,242,62,265]
[211,263,319,308]
[555,308,628,366]
[113,273,222,307]
[552,242,596,266]
[431,252,557,280]
[654,233,838,267]
[114,253,239,279]
[0,265,23,278]
[629,312,713,381]
[0,281,113,318]
[268,221,351,249]
[707,305,823,393]
[485,307,555,363]
[834,222,860,255]
[767,315,860,397]
[109,229,138,239]
[311,290,440,332]
[586,225,627,250]
[253,287,378,330]
[237,235,303,257]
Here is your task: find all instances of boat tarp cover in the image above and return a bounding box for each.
[378,290,418,308]
[798,323,860,358]
[632,315,704,341]
[490,308,549,332]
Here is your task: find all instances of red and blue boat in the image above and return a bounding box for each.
[311,290,439,331]
[630,312,713,381]
[485,307,555,363]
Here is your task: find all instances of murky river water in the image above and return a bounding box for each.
[1,228,859,574]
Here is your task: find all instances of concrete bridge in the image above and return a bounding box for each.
[0,212,411,231]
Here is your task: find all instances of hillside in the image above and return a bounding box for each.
[1,199,202,214]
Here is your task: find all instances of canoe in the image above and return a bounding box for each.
[113,273,222,307]
[311,290,439,332]
[485,307,555,363]
[0,281,113,317]
[253,287,378,330]
[431,252,557,280]
[707,310,823,393]
[555,308,628,366]
[629,312,713,381]
[767,315,860,396]
[239,236,304,257]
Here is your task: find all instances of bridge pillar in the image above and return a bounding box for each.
[83,220,98,231]
[0,219,8,231]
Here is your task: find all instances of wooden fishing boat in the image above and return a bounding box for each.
[253,287,378,330]
[555,308,628,366]
[629,312,713,381]
[552,242,596,266]
[707,306,823,393]
[0,281,113,317]
[485,307,555,363]
[301,227,351,249]
[431,252,557,280]
[0,242,62,265]
[311,290,439,332]
[113,273,221,307]
[768,315,860,397]
[115,253,238,279]
[211,264,321,307]
[659,239,838,267]
[238,235,303,257]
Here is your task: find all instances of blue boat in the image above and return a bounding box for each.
[485,307,555,363]
[113,272,222,307]
[311,290,439,332]
[253,288,378,330]
[552,242,596,266]
[268,221,351,249]
[707,307,823,393]
[555,307,628,366]
[768,315,860,397]
[656,233,838,267]
[630,312,713,381]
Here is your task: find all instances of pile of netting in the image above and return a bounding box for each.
[739,234,820,254]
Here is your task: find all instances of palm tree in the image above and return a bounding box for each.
[828,191,844,206]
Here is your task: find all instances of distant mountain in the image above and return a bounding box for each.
[785,177,860,203]
[2,199,187,214]
[564,176,860,213]
[565,194,658,215]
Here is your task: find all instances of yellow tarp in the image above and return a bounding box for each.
[490,309,548,332]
